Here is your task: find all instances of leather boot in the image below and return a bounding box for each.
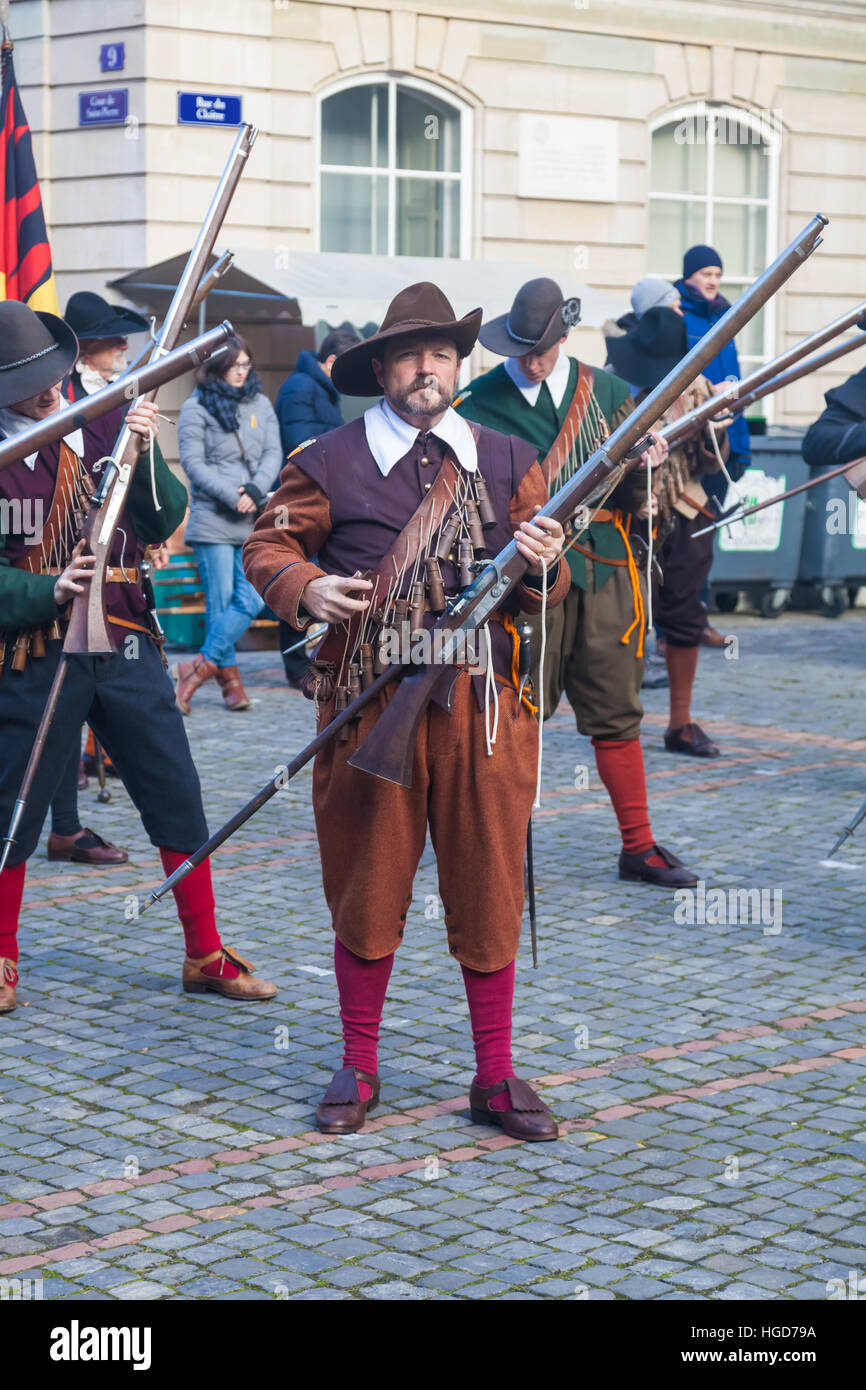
[316,1065,380,1135]
[0,959,18,1014]
[469,1076,559,1141]
[215,665,251,712]
[619,842,698,887]
[182,945,277,1000]
[175,655,218,714]
[664,722,720,758]
[47,828,128,866]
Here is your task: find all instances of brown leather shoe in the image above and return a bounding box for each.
[175,655,218,714]
[47,828,129,866]
[664,722,720,758]
[700,624,728,649]
[0,959,17,1014]
[619,842,698,887]
[316,1065,380,1135]
[215,665,251,711]
[469,1076,559,1142]
[182,945,277,1000]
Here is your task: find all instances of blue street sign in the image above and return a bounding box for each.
[100,42,125,72]
[177,92,243,127]
[79,89,129,126]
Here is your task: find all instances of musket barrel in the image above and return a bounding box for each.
[520,216,828,536]
[0,323,233,473]
[664,297,866,445]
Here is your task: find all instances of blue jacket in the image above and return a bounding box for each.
[675,279,751,491]
[275,350,345,456]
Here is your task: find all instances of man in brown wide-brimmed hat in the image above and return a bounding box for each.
[244,281,571,1141]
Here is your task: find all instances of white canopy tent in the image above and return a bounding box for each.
[237,248,627,334]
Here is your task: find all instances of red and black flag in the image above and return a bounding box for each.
[0,46,59,312]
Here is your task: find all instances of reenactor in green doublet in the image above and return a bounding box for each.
[456,278,698,888]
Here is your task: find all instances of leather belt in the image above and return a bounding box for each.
[37,565,141,584]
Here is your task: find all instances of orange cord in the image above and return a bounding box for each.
[611,511,645,659]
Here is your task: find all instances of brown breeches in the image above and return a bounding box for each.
[523,559,646,743]
[656,511,715,648]
[312,670,538,973]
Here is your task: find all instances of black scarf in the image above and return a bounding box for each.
[196,370,262,432]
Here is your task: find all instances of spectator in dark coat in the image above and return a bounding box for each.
[802,364,866,470]
[675,244,752,504]
[273,328,360,683]
[275,328,361,457]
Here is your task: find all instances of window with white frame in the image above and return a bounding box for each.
[648,103,779,373]
[318,77,470,259]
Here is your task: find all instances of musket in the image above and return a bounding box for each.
[651,329,866,537]
[827,794,866,859]
[664,327,866,459]
[0,124,256,873]
[71,126,256,654]
[0,325,233,473]
[0,324,232,872]
[690,329,866,537]
[122,250,236,378]
[572,303,865,524]
[139,214,828,911]
[693,453,866,537]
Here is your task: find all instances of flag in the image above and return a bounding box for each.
[0,47,60,314]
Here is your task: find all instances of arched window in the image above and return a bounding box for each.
[648,103,780,372]
[317,76,471,259]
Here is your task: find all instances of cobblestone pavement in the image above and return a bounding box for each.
[2,611,865,1302]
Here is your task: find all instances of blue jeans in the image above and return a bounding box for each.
[192,542,264,667]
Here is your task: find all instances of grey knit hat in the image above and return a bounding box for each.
[630,276,680,321]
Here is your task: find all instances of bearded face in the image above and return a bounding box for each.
[374,336,461,422]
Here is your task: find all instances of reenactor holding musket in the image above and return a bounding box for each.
[606,305,732,758]
[456,278,699,888]
[0,300,277,1013]
[244,282,569,1141]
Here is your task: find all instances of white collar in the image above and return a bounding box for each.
[504,348,572,409]
[78,363,117,395]
[0,404,84,472]
[363,397,478,477]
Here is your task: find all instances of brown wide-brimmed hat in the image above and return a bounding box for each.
[479,277,581,359]
[331,282,482,397]
[0,300,79,409]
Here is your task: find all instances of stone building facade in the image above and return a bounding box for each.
[10,0,866,425]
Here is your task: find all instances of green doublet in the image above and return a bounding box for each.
[456,360,632,591]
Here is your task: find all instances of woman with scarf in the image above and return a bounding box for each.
[175,335,282,714]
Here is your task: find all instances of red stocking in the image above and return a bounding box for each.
[592,737,666,866]
[665,644,700,730]
[0,864,24,978]
[462,960,515,1112]
[334,937,393,1100]
[159,849,238,980]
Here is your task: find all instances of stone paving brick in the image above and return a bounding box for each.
[4,621,866,1302]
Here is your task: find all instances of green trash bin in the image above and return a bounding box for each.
[150,553,205,648]
[797,459,866,618]
[709,426,808,619]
